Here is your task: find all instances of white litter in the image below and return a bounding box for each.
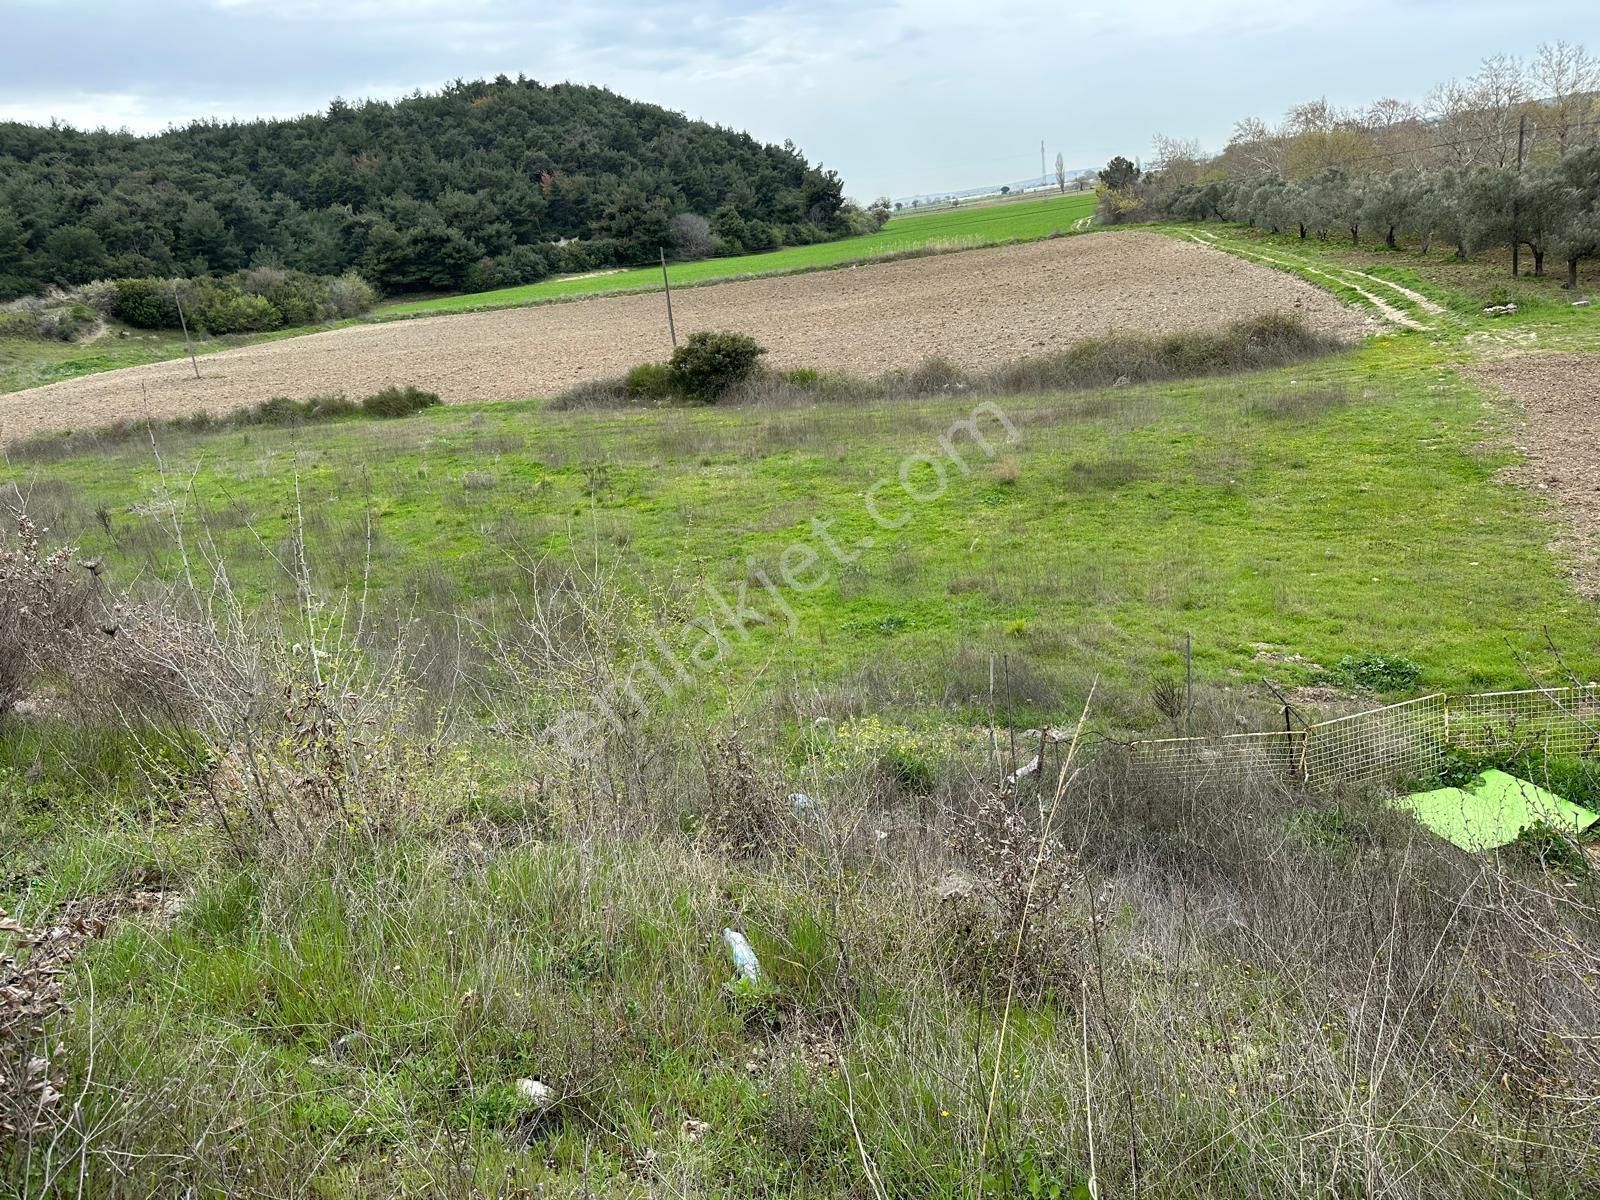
[722,928,761,983]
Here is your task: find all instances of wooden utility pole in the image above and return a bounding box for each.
[660,249,677,348]
[172,281,199,379]
[1511,112,1527,278]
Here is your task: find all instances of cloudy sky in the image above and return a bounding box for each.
[1,0,1592,197]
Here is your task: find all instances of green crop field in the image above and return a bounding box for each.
[378,191,1098,317]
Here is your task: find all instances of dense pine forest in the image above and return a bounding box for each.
[0,76,851,299]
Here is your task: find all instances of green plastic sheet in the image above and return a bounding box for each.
[1397,769,1599,852]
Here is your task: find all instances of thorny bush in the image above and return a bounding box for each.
[943,781,1084,1002]
[699,731,785,858]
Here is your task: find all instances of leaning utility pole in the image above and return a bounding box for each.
[660,249,677,348]
[171,281,199,379]
[1040,140,1046,189]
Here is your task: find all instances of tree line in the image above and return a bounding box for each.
[1095,42,1600,287]
[0,76,857,301]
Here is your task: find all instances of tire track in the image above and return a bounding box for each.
[1186,231,1437,331]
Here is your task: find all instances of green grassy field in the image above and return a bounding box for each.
[0,320,372,396]
[378,192,1098,317]
[0,326,199,395]
[5,227,1600,1198]
[12,334,1595,717]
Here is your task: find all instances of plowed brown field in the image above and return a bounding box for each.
[2,231,1368,442]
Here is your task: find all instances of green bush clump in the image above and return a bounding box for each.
[109,270,377,333]
[196,290,281,334]
[0,312,39,339]
[624,361,676,401]
[667,330,766,402]
[0,303,99,342]
[1327,651,1423,692]
[112,278,182,329]
[361,385,442,418]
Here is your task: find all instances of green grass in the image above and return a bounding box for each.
[11,331,1595,727]
[0,327,198,394]
[0,319,368,396]
[377,192,1097,318]
[6,224,1600,1198]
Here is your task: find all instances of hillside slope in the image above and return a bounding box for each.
[0,77,848,296]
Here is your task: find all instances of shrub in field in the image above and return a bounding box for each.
[111,278,181,329]
[943,782,1083,1001]
[0,512,95,715]
[698,731,784,858]
[325,270,379,318]
[624,361,676,401]
[0,312,38,340]
[35,304,97,341]
[361,384,441,418]
[903,356,968,393]
[194,290,281,334]
[667,330,767,402]
[547,375,632,410]
[242,396,307,425]
[1326,651,1423,692]
[1,299,99,345]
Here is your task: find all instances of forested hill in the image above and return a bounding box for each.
[0,76,850,298]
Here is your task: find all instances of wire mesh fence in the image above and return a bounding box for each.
[1446,687,1600,759]
[1130,685,1600,792]
[1303,694,1447,788]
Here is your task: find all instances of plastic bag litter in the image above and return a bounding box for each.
[722,928,761,983]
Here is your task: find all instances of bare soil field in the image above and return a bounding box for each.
[1468,352,1600,599]
[1,232,1367,443]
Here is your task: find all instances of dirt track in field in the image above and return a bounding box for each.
[1,232,1368,443]
[1466,353,1600,600]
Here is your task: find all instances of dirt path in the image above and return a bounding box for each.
[1466,353,1600,599]
[1,232,1367,444]
[1190,230,1452,331]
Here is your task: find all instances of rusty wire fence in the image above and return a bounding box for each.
[1130,685,1600,792]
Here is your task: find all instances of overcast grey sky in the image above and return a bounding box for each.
[1,0,1594,197]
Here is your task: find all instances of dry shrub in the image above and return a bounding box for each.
[0,511,95,714]
[942,783,1083,1001]
[0,509,245,725]
[0,506,437,859]
[188,663,456,860]
[698,731,784,858]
